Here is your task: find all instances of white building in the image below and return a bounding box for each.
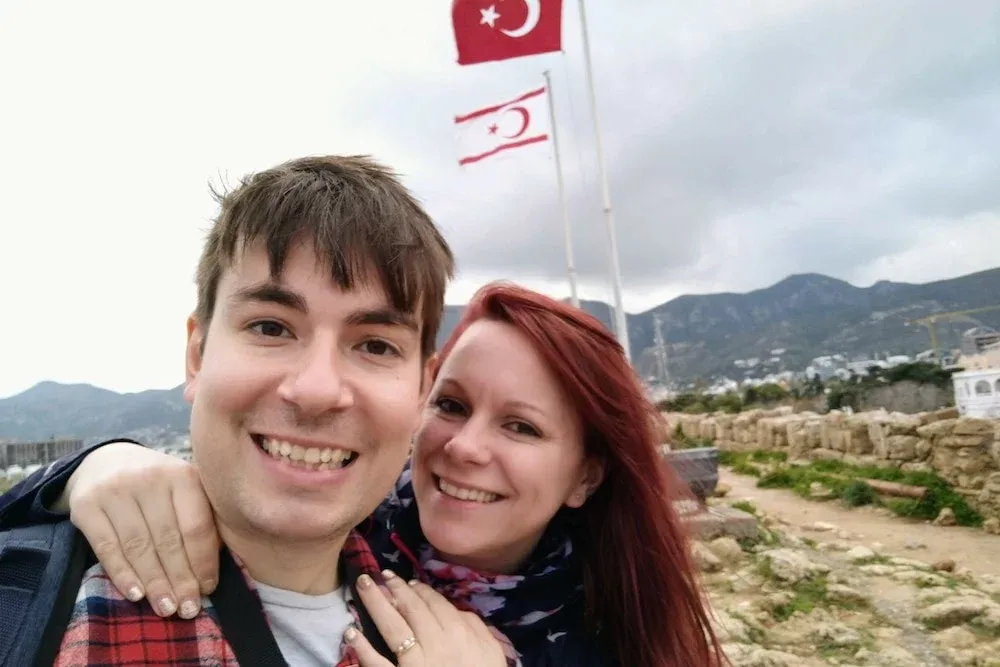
[954,367,1000,419]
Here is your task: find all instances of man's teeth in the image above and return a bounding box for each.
[261,438,354,470]
[438,479,499,504]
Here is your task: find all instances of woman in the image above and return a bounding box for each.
[8,283,725,666]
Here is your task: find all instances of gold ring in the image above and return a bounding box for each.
[394,636,418,656]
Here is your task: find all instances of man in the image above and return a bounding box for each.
[0,155,455,665]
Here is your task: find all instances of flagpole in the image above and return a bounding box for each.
[575,0,631,361]
[542,69,580,309]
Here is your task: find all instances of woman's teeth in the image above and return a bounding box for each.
[260,438,355,471]
[438,479,499,504]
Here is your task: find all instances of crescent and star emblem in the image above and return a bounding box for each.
[479,0,541,38]
[487,106,531,139]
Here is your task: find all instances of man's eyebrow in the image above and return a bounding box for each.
[228,282,308,313]
[346,308,419,332]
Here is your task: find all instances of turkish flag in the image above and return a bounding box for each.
[452,0,564,66]
[454,86,550,166]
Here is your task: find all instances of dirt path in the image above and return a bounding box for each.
[721,469,1000,577]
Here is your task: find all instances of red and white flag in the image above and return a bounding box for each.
[452,0,564,66]
[455,86,550,166]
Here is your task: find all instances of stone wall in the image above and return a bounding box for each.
[663,407,1000,520]
[859,380,953,414]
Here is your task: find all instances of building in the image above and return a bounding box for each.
[961,326,1000,357]
[0,438,84,468]
[954,365,1000,419]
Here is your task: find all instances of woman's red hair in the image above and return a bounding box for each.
[436,282,725,667]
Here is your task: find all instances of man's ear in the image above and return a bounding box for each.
[565,457,607,509]
[419,353,439,401]
[183,315,205,404]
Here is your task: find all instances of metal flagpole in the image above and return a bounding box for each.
[575,0,631,361]
[542,69,580,308]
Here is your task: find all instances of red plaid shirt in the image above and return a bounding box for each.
[53,532,384,667]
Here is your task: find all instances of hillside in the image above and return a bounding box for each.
[3,266,998,440]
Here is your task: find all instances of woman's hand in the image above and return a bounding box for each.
[65,442,220,619]
[346,570,509,667]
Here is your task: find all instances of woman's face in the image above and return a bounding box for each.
[411,319,603,574]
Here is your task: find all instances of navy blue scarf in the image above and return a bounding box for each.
[365,463,588,654]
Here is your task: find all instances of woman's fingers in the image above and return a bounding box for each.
[171,473,221,595]
[355,573,420,652]
[133,488,203,619]
[69,503,145,604]
[344,626,393,667]
[100,495,177,616]
[405,580,461,628]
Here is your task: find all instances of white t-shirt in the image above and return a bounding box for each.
[253,579,355,666]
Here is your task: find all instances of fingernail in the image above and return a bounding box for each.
[357,574,373,589]
[200,578,217,592]
[344,626,358,643]
[179,600,200,619]
[158,597,177,616]
[126,586,144,602]
[381,569,397,581]
[408,579,419,587]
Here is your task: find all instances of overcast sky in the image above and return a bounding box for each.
[2,0,999,398]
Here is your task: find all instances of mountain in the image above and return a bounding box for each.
[0,382,189,443]
[4,266,999,441]
[438,267,1000,381]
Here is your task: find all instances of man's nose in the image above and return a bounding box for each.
[276,341,354,417]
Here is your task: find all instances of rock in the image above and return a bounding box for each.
[827,583,870,606]
[916,595,995,628]
[903,540,927,550]
[807,481,837,500]
[692,541,724,573]
[984,518,1000,535]
[845,546,877,563]
[836,530,851,540]
[891,570,948,587]
[933,507,957,526]
[760,549,831,584]
[708,537,745,565]
[714,482,732,498]
[811,621,862,648]
[757,591,795,612]
[932,559,956,572]
[857,646,923,667]
[931,626,978,650]
[723,645,801,667]
[803,521,837,532]
[711,609,752,643]
[888,557,930,570]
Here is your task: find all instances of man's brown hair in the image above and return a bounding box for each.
[194,155,454,357]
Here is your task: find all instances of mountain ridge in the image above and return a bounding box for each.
[4,266,999,442]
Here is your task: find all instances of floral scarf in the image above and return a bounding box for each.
[361,463,587,664]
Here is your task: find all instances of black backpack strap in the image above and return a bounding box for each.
[33,528,91,667]
[0,521,89,667]
[210,547,287,667]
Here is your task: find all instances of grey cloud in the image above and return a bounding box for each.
[343,0,1000,301]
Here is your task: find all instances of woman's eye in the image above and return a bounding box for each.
[250,321,290,337]
[435,397,466,415]
[507,421,541,437]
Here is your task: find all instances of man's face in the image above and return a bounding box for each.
[183,241,429,544]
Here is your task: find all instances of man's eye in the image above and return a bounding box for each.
[360,339,399,356]
[250,321,290,337]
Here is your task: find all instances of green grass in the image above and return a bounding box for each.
[751,457,983,527]
[731,500,758,515]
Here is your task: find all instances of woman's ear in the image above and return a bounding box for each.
[565,457,607,509]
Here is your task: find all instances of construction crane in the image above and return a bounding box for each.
[907,304,1000,364]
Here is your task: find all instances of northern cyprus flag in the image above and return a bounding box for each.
[454,86,550,166]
